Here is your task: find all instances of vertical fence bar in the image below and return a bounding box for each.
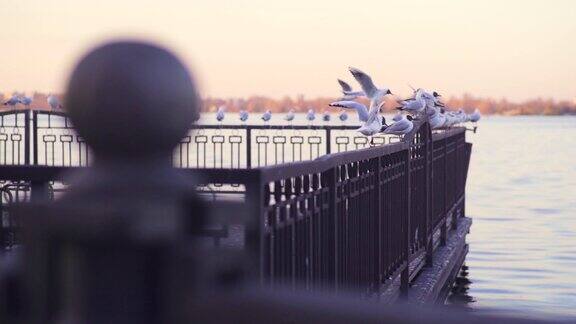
[375,155,382,295]
[244,175,265,284]
[325,128,331,155]
[246,128,252,168]
[30,180,49,202]
[321,166,338,292]
[400,145,411,296]
[425,126,433,266]
[24,110,31,165]
[32,111,38,165]
[441,136,448,246]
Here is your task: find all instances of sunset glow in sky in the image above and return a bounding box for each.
[1,0,575,100]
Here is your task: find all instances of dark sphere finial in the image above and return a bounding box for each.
[65,41,200,161]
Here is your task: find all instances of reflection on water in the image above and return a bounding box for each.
[446,265,475,309]
[466,116,576,318]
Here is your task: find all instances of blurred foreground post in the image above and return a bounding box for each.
[8,41,202,323]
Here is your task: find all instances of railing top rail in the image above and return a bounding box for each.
[432,127,465,141]
[256,141,406,182]
[0,109,28,117]
[191,124,359,130]
[32,109,68,117]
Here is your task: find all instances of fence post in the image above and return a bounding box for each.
[326,128,331,155]
[246,127,252,168]
[30,181,49,203]
[32,111,38,165]
[441,137,448,246]
[400,145,411,296]
[244,175,266,285]
[375,155,382,294]
[24,110,31,165]
[425,126,433,267]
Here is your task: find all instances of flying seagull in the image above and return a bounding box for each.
[337,79,364,100]
[348,67,392,106]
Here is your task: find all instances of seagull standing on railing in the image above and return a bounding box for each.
[444,111,459,127]
[329,100,370,122]
[216,106,226,122]
[261,110,272,123]
[338,111,348,122]
[3,95,20,108]
[348,67,393,107]
[322,111,331,122]
[381,114,414,136]
[431,91,445,108]
[469,109,481,123]
[239,109,249,122]
[19,95,33,108]
[429,107,447,129]
[47,94,62,109]
[396,95,426,115]
[337,79,364,100]
[306,109,316,123]
[284,109,295,122]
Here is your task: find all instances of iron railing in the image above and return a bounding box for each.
[0,121,472,297]
[0,110,406,168]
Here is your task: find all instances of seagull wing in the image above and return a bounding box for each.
[329,100,369,122]
[337,79,352,92]
[366,99,383,124]
[384,120,410,134]
[349,67,377,98]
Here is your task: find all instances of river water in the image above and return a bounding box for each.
[464,116,576,319]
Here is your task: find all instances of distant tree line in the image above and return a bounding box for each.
[2,92,575,115]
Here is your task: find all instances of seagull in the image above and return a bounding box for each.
[261,110,272,122]
[329,100,369,122]
[432,91,445,108]
[396,95,426,115]
[306,109,316,122]
[322,111,331,122]
[338,111,348,122]
[392,113,404,122]
[19,95,33,108]
[406,88,444,110]
[47,94,62,109]
[239,109,249,122]
[428,107,447,129]
[348,67,392,106]
[3,95,20,108]
[216,106,226,122]
[356,101,387,136]
[454,109,467,123]
[381,114,414,136]
[444,111,460,127]
[469,109,481,123]
[284,109,295,121]
[337,79,364,100]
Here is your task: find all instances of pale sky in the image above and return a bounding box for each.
[1,0,575,101]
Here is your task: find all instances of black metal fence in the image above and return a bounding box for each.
[0,119,471,299]
[249,125,471,295]
[0,110,404,168]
